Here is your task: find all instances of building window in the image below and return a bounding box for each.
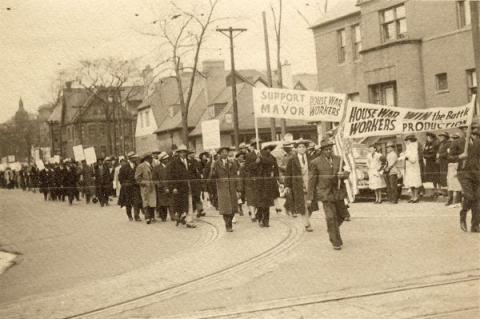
[435,73,448,92]
[369,82,397,106]
[348,92,360,102]
[352,24,362,60]
[467,69,477,101]
[337,29,346,63]
[457,0,471,28]
[380,4,407,42]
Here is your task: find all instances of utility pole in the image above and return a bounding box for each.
[217,27,247,150]
[470,0,480,115]
[262,11,277,141]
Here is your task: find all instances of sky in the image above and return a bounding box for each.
[0,0,352,122]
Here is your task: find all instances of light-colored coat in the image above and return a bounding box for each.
[135,161,157,208]
[402,142,422,188]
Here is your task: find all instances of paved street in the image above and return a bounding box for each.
[0,189,479,319]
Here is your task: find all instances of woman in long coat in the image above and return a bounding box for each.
[255,146,280,227]
[401,135,422,203]
[436,132,450,191]
[244,144,259,221]
[367,144,386,203]
[212,147,241,232]
[423,132,440,194]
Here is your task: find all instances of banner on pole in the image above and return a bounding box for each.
[343,99,476,138]
[73,145,85,161]
[201,119,221,151]
[253,87,347,122]
[84,147,97,165]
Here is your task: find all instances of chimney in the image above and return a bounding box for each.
[202,60,226,105]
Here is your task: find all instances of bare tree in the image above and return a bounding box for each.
[296,0,329,27]
[139,0,222,145]
[74,57,142,155]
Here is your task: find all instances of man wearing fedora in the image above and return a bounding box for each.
[152,152,173,222]
[285,139,313,231]
[94,158,112,207]
[308,138,350,250]
[385,141,400,204]
[458,122,480,232]
[168,144,197,228]
[135,153,157,224]
[118,152,143,221]
[212,146,241,232]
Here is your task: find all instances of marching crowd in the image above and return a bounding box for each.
[1,121,479,250]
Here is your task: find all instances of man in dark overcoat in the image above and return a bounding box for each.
[212,147,241,232]
[255,144,280,228]
[168,145,197,228]
[244,141,260,221]
[94,158,112,207]
[152,152,173,222]
[436,132,450,192]
[308,138,350,250]
[118,153,143,221]
[285,139,313,232]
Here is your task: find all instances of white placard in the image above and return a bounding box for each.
[52,155,61,164]
[36,160,45,170]
[34,149,40,162]
[7,155,15,163]
[73,145,85,161]
[84,147,97,165]
[253,87,347,122]
[201,119,221,150]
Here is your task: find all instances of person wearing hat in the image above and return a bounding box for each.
[94,158,112,207]
[188,150,206,218]
[168,144,197,228]
[436,132,450,194]
[446,130,464,207]
[254,143,280,228]
[385,142,400,204]
[457,124,480,232]
[118,153,143,221]
[400,135,422,203]
[278,142,296,217]
[243,142,260,222]
[212,146,241,232]
[135,153,157,224]
[423,132,441,197]
[367,144,386,204]
[152,152,173,222]
[308,138,350,250]
[285,139,313,232]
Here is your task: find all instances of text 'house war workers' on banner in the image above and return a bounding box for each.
[253,87,347,122]
[343,98,476,138]
[201,119,221,151]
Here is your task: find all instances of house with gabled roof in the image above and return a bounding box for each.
[48,82,140,158]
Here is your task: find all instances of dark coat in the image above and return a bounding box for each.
[244,151,258,207]
[39,169,48,193]
[168,156,191,212]
[437,139,450,187]
[212,159,241,215]
[118,163,142,208]
[81,165,95,196]
[255,151,279,208]
[94,164,112,197]
[63,168,78,195]
[447,137,465,163]
[423,139,440,183]
[152,163,172,207]
[285,154,310,215]
[308,153,348,202]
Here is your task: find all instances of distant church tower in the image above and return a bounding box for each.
[14,97,29,124]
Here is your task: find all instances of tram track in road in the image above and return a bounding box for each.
[157,270,479,319]
[63,217,304,319]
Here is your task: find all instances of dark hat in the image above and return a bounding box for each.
[261,143,276,151]
[438,132,449,138]
[404,135,417,142]
[235,151,246,158]
[151,150,161,155]
[127,151,138,159]
[140,152,152,160]
[238,142,248,149]
[426,132,436,138]
[293,139,312,147]
[199,151,210,158]
[217,146,233,154]
[451,132,460,138]
[320,138,335,149]
[175,144,193,154]
[386,141,395,148]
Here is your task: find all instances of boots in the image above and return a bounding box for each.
[445,191,453,206]
[262,210,270,227]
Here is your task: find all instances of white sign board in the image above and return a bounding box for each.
[7,155,15,163]
[34,149,41,162]
[253,87,347,122]
[201,119,221,150]
[343,98,476,138]
[84,147,97,165]
[53,155,61,164]
[73,145,85,161]
[36,160,45,170]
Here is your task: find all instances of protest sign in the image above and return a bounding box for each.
[7,155,15,163]
[343,99,476,138]
[52,155,60,164]
[201,119,221,150]
[36,160,45,170]
[84,147,97,165]
[34,149,40,162]
[73,145,85,161]
[253,87,347,122]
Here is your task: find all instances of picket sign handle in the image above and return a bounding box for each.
[254,116,260,151]
[337,95,349,189]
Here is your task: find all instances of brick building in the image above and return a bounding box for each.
[48,83,141,159]
[312,0,479,135]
